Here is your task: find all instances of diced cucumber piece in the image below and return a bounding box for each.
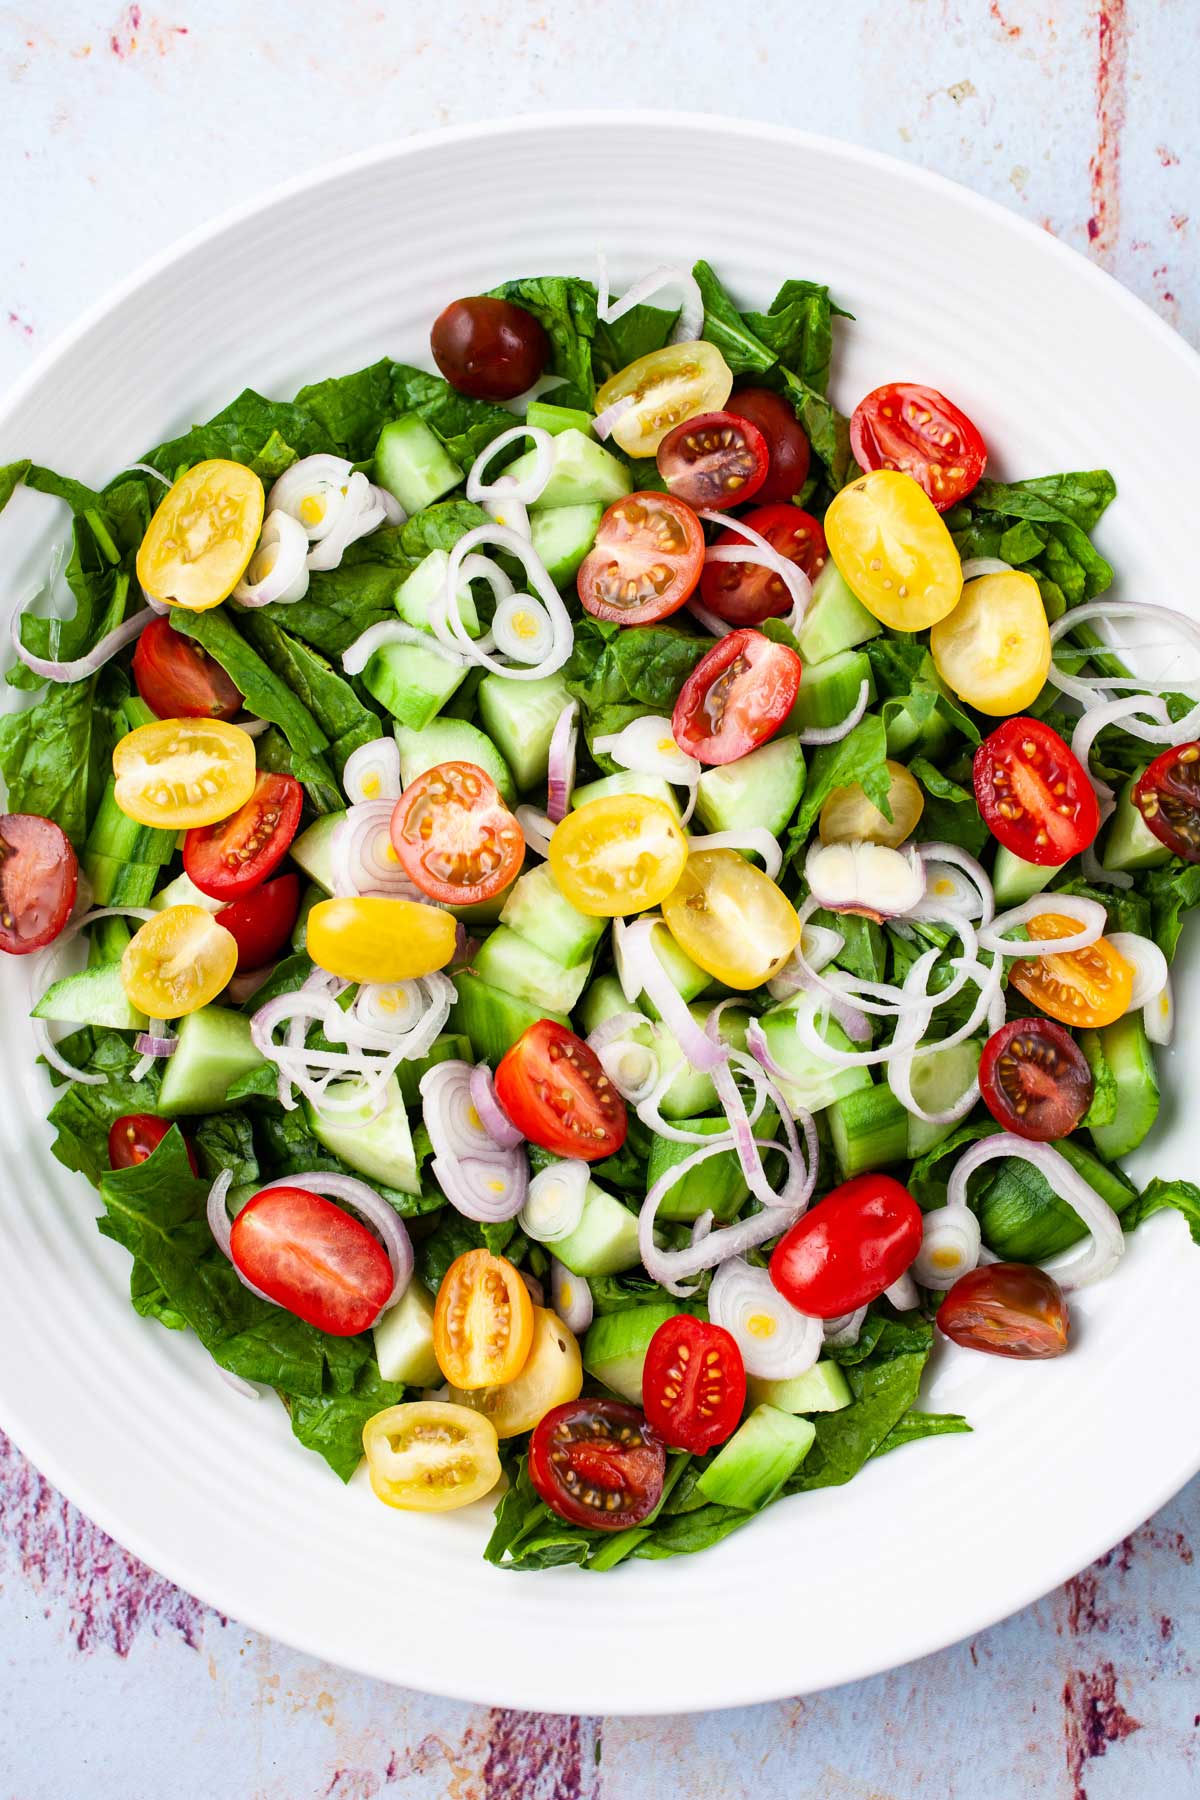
[292,881,323,950]
[794,560,881,664]
[500,862,607,967]
[32,963,148,1032]
[646,1115,771,1223]
[612,915,712,1015]
[1103,776,1172,873]
[757,994,873,1114]
[529,504,604,587]
[828,1082,909,1176]
[1088,1013,1160,1161]
[582,1302,684,1403]
[746,1360,852,1415]
[395,1031,473,1106]
[290,811,342,895]
[899,1038,983,1158]
[450,970,569,1062]
[395,718,516,807]
[373,1280,440,1386]
[472,926,592,1016]
[991,845,1064,907]
[158,1006,266,1115]
[304,1075,420,1194]
[526,400,594,438]
[506,429,631,509]
[572,769,682,818]
[84,778,176,870]
[88,914,133,965]
[695,735,806,838]
[83,854,163,908]
[362,638,467,732]
[552,1181,641,1277]
[477,670,572,793]
[151,869,224,914]
[785,649,875,734]
[121,695,158,732]
[976,1135,1137,1260]
[696,1405,816,1510]
[374,414,462,514]
[395,549,480,636]
[577,973,628,1036]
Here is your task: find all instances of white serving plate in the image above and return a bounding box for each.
[1,113,1198,1714]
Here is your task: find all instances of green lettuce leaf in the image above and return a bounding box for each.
[488,276,598,409]
[788,712,892,848]
[236,613,380,774]
[1121,1177,1200,1246]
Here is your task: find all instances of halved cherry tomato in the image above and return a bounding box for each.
[973,717,1100,865]
[661,848,800,989]
[824,468,962,630]
[1134,743,1200,861]
[819,760,924,848]
[930,571,1051,716]
[230,1184,393,1334]
[430,296,549,401]
[305,895,456,982]
[850,382,987,510]
[593,341,733,458]
[698,503,828,627]
[121,905,238,1017]
[642,1314,745,1454]
[183,771,303,901]
[449,1307,582,1438]
[217,873,301,971]
[672,629,801,766]
[1007,913,1134,1029]
[137,459,264,611]
[363,1401,502,1511]
[0,814,77,956]
[112,718,258,830]
[389,761,524,906]
[494,1019,627,1162]
[576,492,704,626]
[725,388,811,504]
[132,617,244,721]
[432,1249,535,1388]
[655,410,768,509]
[529,1397,665,1530]
[978,1018,1094,1141]
[549,794,687,917]
[108,1113,199,1177]
[770,1173,923,1319]
[937,1262,1069,1360]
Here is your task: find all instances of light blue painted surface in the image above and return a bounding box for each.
[2,3,1198,1793]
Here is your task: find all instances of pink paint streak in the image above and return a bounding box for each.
[1085,2,1128,264]
[1063,1662,1141,1800]
[7,310,33,340]
[109,4,188,58]
[989,1,1022,38]
[481,1712,600,1800]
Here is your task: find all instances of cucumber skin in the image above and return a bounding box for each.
[450,970,569,1063]
[582,1301,687,1403]
[828,1084,908,1177]
[395,719,516,807]
[374,415,461,514]
[83,853,164,908]
[477,672,572,793]
[362,640,466,732]
[84,779,175,871]
[472,926,592,1016]
[1089,1014,1160,1162]
[696,1406,816,1510]
[976,1135,1137,1260]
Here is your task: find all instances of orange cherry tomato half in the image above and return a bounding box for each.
[229,1185,394,1336]
[973,717,1100,866]
[576,492,704,626]
[1006,913,1135,1030]
[698,503,827,627]
[642,1314,746,1454]
[183,770,303,901]
[672,628,801,766]
[849,381,987,511]
[529,1397,666,1531]
[937,1262,1069,1359]
[389,760,524,906]
[494,1019,627,1162]
[769,1173,923,1319]
[0,813,78,956]
[432,1248,535,1388]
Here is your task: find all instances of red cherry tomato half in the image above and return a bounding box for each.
[494,1019,627,1162]
[698,502,828,627]
[849,382,987,511]
[216,873,301,972]
[655,410,769,510]
[769,1173,923,1319]
[429,296,549,401]
[937,1262,1069,1360]
[725,388,811,504]
[672,629,802,766]
[642,1314,745,1454]
[108,1113,199,1177]
[183,771,303,901]
[1133,742,1200,861]
[229,1185,394,1336]
[529,1397,666,1530]
[978,1018,1093,1141]
[973,717,1100,866]
[132,617,244,721]
[0,813,78,956]
[576,491,705,627]
[389,760,524,907]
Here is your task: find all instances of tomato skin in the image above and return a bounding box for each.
[770,1174,923,1319]
[576,492,705,626]
[494,1019,627,1162]
[978,1018,1093,1141]
[183,771,303,901]
[1134,743,1200,861]
[430,296,549,400]
[306,894,456,982]
[642,1315,745,1453]
[390,761,524,906]
[937,1262,1069,1359]
[137,459,264,611]
[849,382,987,510]
[216,873,301,971]
[1007,913,1134,1030]
[672,629,801,766]
[973,717,1100,865]
[229,1185,394,1335]
[432,1249,535,1389]
[529,1398,666,1530]
[0,813,78,956]
[132,617,244,721]
[725,389,811,503]
[698,503,828,627]
[655,410,768,509]
[108,1114,198,1177]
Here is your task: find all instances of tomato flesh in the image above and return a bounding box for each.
[549,794,687,918]
[0,813,78,956]
[973,717,1100,865]
[230,1185,394,1335]
[1134,743,1200,861]
[978,1018,1093,1141]
[725,388,811,504]
[698,503,827,627]
[672,629,801,766]
[937,1262,1069,1359]
[661,848,800,989]
[642,1315,745,1453]
[529,1398,665,1530]
[113,717,258,830]
[1007,913,1134,1030]
[430,296,549,401]
[655,410,768,509]
[183,771,303,900]
[494,1019,627,1161]
[217,873,301,971]
[132,617,244,721]
[390,761,524,906]
[770,1174,923,1319]
[576,492,704,626]
[432,1249,534,1389]
[108,1113,198,1176]
[850,382,987,510]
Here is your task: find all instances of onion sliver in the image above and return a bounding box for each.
[469,1062,523,1149]
[1144,970,1175,1046]
[805,841,926,919]
[884,1272,921,1311]
[545,699,579,824]
[795,680,871,746]
[342,736,402,805]
[343,618,465,678]
[912,1204,982,1290]
[979,896,1107,958]
[493,593,557,665]
[466,424,555,507]
[10,601,155,684]
[233,510,310,607]
[421,1060,528,1221]
[822,1308,867,1349]
[592,715,700,789]
[516,804,554,857]
[709,1258,822,1379]
[331,800,425,900]
[1106,931,1170,1011]
[519,1160,590,1244]
[946,1134,1124,1289]
[614,917,726,1071]
[687,828,782,881]
[437,524,574,681]
[959,557,1013,580]
[699,508,813,623]
[550,1257,594,1334]
[596,258,703,344]
[638,1135,805,1297]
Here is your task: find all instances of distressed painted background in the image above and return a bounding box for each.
[2,2,1198,1795]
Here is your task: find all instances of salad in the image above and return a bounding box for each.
[2,260,1200,1575]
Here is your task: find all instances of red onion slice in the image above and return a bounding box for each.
[614,917,727,1072]
[342,618,465,678]
[469,1062,523,1149]
[515,804,555,857]
[431,1154,528,1223]
[421,1061,528,1220]
[1106,931,1169,1011]
[823,1307,867,1348]
[979,896,1107,958]
[709,1258,822,1379]
[545,700,579,824]
[946,1134,1124,1289]
[688,828,782,881]
[436,524,574,681]
[596,258,704,344]
[687,598,737,638]
[550,1257,594,1334]
[233,510,310,607]
[806,841,926,919]
[10,601,155,684]
[331,800,426,900]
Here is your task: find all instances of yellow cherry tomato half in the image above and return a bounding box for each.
[661,847,801,989]
[121,904,238,1018]
[594,341,733,457]
[361,1401,501,1513]
[930,570,1052,716]
[819,759,925,848]
[449,1307,583,1439]
[549,794,688,918]
[112,717,258,829]
[137,459,265,611]
[1007,912,1135,1029]
[305,895,456,983]
[824,468,962,630]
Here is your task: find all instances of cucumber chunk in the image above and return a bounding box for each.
[395,719,516,806]
[506,429,631,509]
[1087,1013,1160,1162]
[612,915,712,1013]
[1103,776,1172,873]
[450,970,569,1062]
[500,862,606,967]
[976,1134,1137,1260]
[526,400,594,438]
[151,869,224,915]
[529,504,604,587]
[582,1301,684,1403]
[795,560,881,664]
[900,1038,983,1158]
[374,414,462,515]
[395,549,480,637]
[785,649,874,734]
[646,1114,774,1223]
[757,994,873,1114]
[395,1031,473,1106]
[696,1405,816,1510]
[695,735,806,838]
[991,845,1064,908]
[472,926,592,1015]
[552,1181,641,1277]
[304,1075,420,1194]
[362,638,467,732]
[477,671,573,793]
[32,963,148,1032]
[290,811,343,895]
[828,1082,909,1176]
[746,1360,852,1415]
[158,1006,266,1115]
[373,1280,440,1386]
[571,770,682,818]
